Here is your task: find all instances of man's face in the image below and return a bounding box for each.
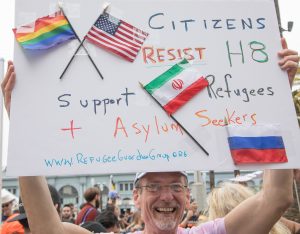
[62,206,72,219]
[133,172,190,233]
[2,201,13,216]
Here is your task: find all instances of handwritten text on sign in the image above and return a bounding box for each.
[8,0,300,176]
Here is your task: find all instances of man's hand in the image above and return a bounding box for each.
[278,38,299,86]
[1,61,16,116]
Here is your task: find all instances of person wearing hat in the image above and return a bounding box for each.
[1,189,16,222]
[1,38,299,234]
[1,190,25,234]
[107,191,120,206]
[5,198,29,234]
[1,184,61,234]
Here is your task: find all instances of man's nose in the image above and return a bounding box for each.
[159,186,175,201]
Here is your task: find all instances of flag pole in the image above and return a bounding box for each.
[139,82,209,156]
[59,39,85,79]
[58,6,104,80]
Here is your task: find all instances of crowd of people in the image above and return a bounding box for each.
[0,182,147,233]
[1,170,300,234]
[0,36,299,234]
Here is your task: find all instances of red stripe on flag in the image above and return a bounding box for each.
[91,26,140,51]
[89,29,139,54]
[85,35,134,62]
[116,29,144,45]
[114,33,143,47]
[163,77,208,115]
[87,33,137,58]
[230,149,288,164]
[121,20,149,37]
[14,14,67,37]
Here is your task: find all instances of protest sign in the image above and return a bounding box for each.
[8,0,300,176]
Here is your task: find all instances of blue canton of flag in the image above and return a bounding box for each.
[95,14,120,35]
[85,12,148,62]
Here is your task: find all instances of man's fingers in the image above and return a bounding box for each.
[278,54,300,66]
[278,49,299,58]
[1,61,16,117]
[6,60,13,70]
[1,62,15,95]
[3,71,16,116]
[281,37,288,50]
[280,60,298,71]
[5,71,16,93]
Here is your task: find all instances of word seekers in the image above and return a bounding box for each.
[57,88,135,115]
[206,73,274,102]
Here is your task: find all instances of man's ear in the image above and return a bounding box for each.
[133,189,141,209]
[185,190,191,208]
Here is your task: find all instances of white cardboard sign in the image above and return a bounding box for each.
[8,0,300,176]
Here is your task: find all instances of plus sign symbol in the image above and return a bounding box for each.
[61,120,82,139]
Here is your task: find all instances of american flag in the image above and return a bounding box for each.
[85,13,149,62]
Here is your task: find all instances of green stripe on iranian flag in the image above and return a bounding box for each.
[144,59,189,94]
[144,59,208,115]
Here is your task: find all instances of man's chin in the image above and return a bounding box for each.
[153,215,178,231]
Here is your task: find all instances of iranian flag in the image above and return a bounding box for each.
[144,59,209,115]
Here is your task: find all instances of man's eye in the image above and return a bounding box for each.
[171,184,183,191]
[148,184,158,189]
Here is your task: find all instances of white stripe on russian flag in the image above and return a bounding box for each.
[227,124,282,137]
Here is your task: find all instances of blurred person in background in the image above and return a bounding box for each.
[1,189,17,222]
[62,204,75,223]
[107,191,120,206]
[206,182,291,234]
[1,189,24,234]
[75,187,101,225]
[96,210,120,233]
[6,198,29,234]
[1,184,61,234]
[67,203,77,220]
[179,199,200,228]
[80,221,107,233]
[125,210,144,233]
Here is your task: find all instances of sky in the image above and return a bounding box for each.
[0,0,299,167]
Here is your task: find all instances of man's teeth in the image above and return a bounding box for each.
[156,208,175,212]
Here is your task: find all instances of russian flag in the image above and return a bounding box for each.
[227,124,288,164]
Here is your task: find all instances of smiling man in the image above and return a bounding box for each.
[133,172,190,233]
[15,169,293,234]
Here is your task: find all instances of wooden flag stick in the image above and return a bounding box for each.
[139,82,209,156]
[59,6,104,80]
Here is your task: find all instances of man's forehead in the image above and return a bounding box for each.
[141,172,186,182]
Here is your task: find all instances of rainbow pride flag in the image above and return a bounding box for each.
[13,11,76,51]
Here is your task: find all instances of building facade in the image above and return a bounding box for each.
[2,171,261,212]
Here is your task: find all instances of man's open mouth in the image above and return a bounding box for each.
[155,207,176,213]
